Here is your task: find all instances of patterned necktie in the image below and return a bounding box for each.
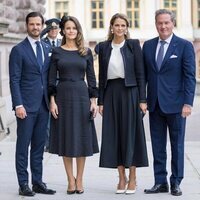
[35,41,43,70]
[156,40,166,70]
[52,40,55,47]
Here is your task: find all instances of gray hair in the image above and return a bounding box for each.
[155,9,175,23]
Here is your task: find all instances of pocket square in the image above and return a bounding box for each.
[170,54,177,58]
[48,52,52,57]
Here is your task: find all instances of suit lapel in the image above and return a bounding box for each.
[41,41,50,71]
[160,35,178,70]
[23,38,39,69]
[103,41,112,74]
[150,38,159,72]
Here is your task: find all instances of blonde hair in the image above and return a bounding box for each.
[60,15,87,56]
[107,13,130,41]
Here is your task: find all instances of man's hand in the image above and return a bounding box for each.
[182,105,192,118]
[15,106,27,119]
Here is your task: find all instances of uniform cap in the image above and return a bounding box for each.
[45,18,60,30]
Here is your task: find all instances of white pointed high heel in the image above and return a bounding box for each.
[125,180,137,194]
[125,188,136,194]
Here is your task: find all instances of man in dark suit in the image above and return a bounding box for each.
[143,9,196,196]
[41,18,61,48]
[9,12,56,197]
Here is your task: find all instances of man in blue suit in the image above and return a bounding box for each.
[143,9,196,196]
[9,12,56,196]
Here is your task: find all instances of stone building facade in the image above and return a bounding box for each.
[0,0,46,138]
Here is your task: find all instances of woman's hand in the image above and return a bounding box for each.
[50,101,58,119]
[139,103,147,115]
[99,105,103,116]
[90,98,98,118]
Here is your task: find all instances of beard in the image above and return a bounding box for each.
[27,29,41,39]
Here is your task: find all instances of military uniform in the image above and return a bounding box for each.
[41,18,61,152]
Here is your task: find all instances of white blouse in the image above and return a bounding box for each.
[107,40,125,80]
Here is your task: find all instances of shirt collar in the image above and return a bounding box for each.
[159,33,173,44]
[47,37,56,43]
[27,35,41,46]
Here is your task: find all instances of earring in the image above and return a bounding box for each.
[111,29,113,34]
[124,30,127,35]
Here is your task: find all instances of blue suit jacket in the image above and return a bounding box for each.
[143,34,196,113]
[9,37,52,112]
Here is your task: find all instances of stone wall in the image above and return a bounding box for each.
[0,0,46,34]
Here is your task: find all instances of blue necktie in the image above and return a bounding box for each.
[156,40,166,71]
[35,41,43,70]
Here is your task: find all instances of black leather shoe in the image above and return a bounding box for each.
[67,190,76,194]
[19,184,35,196]
[32,183,56,195]
[144,184,169,194]
[76,189,84,194]
[171,184,182,196]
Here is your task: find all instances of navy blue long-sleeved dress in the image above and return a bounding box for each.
[48,47,99,157]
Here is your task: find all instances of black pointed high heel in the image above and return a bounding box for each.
[76,189,84,194]
[67,177,76,195]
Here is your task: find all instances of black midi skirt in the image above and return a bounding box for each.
[99,78,148,168]
[49,80,99,157]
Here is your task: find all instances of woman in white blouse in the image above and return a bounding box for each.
[95,13,148,195]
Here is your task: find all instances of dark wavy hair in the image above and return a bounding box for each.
[26,12,44,25]
[107,13,130,41]
[60,15,87,56]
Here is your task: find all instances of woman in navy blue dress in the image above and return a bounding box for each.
[48,16,99,194]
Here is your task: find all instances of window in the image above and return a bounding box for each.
[126,0,140,28]
[91,0,104,28]
[163,0,177,26]
[55,1,68,19]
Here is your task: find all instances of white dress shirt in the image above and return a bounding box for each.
[47,37,57,46]
[27,36,44,61]
[155,33,173,62]
[107,40,125,80]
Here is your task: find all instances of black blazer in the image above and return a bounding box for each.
[95,39,146,105]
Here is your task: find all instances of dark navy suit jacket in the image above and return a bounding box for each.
[9,37,52,112]
[143,34,196,113]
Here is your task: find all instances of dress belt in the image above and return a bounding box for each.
[59,78,84,82]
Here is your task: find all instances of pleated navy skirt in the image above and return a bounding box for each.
[99,78,148,168]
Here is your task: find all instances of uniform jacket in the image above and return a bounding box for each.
[42,37,61,48]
